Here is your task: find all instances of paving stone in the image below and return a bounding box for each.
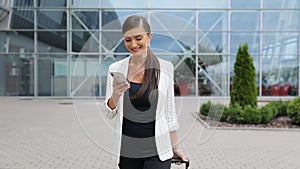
[1,98,300,169]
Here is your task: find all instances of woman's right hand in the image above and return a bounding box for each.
[108,77,130,109]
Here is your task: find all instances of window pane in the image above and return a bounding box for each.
[101,11,146,29]
[262,55,298,96]
[37,0,67,7]
[150,0,196,9]
[152,11,196,30]
[0,31,34,53]
[263,33,299,54]
[198,32,226,54]
[150,12,196,31]
[11,9,34,29]
[13,0,34,7]
[231,0,260,8]
[151,32,196,54]
[102,0,147,8]
[101,31,123,54]
[198,0,228,8]
[72,0,100,8]
[264,0,300,8]
[0,54,34,96]
[202,32,228,53]
[230,33,260,54]
[72,11,99,30]
[38,54,67,96]
[200,54,228,96]
[199,11,228,31]
[37,11,67,29]
[263,11,300,31]
[38,31,67,53]
[231,12,260,30]
[71,55,105,97]
[72,31,99,53]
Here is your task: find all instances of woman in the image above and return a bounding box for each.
[104,15,187,169]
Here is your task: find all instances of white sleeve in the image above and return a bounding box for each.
[165,63,179,131]
[103,66,118,119]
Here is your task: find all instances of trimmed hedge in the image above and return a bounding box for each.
[287,97,300,124]
[260,105,273,124]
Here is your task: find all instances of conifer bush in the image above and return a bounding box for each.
[230,43,257,108]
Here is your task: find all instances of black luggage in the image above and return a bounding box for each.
[171,157,190,169]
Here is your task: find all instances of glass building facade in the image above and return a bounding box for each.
[0,0,299,97]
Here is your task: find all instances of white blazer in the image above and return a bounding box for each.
[103,55,179,162]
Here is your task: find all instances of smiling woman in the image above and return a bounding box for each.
[103,15,188,169]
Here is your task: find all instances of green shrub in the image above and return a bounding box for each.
[220,106,229,122]
[227,104,244,124]
[263,102,279,118]
[260,105,273,124]
[276,100,289,117]
[287,97,300,124]
[243,105,262,124]
[200,101,211,116]
[230,43,257,108]
[207,103,227,121]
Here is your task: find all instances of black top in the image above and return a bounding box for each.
[120,81,158,158]
[122,81,158,138]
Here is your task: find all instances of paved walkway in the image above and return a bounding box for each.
[0,98,300,169]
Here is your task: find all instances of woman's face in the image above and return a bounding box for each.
[123,27,152,56]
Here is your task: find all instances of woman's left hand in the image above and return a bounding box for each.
[173,148,188,165]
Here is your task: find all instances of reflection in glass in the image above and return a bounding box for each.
[102,0,147,8]
[38,55,67,96]
[158,10,196,24]
[263,33,299,54]
[37,11,67,29]
[0,55,34,96]
[72,31,98,53]
[263,0,300,8]
[198,0,228,8]
[231,12,259,30]
[71,56,97,96]
[231,0,260,8]
[37,0,67,7]
[199,11,227,31]
[11,9,34,29]
[0,31,34,53]
[230,33,260,54]
[72,0,100,8]
[202,32,227,53]
[150,0,196,8]
[200,55,228,96]
[263,11,300,31]
[101,11,144,29]
[13,0,33,7]
[150,12,196,31]
[72,11,99,30]
[262,55,298,96]
[38,31,67,53]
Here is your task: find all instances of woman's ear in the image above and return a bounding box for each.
[147,33,152,42]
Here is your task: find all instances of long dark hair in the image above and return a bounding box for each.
[122,15,160,100]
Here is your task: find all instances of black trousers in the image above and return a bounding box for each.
[118,156,171,169]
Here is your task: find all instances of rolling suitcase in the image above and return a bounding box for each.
[171,157,190,169]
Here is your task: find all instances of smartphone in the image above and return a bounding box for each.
[110,72,127,84]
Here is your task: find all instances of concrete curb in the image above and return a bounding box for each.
[191,112,300,132]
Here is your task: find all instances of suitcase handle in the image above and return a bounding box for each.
[171,157,190,169]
